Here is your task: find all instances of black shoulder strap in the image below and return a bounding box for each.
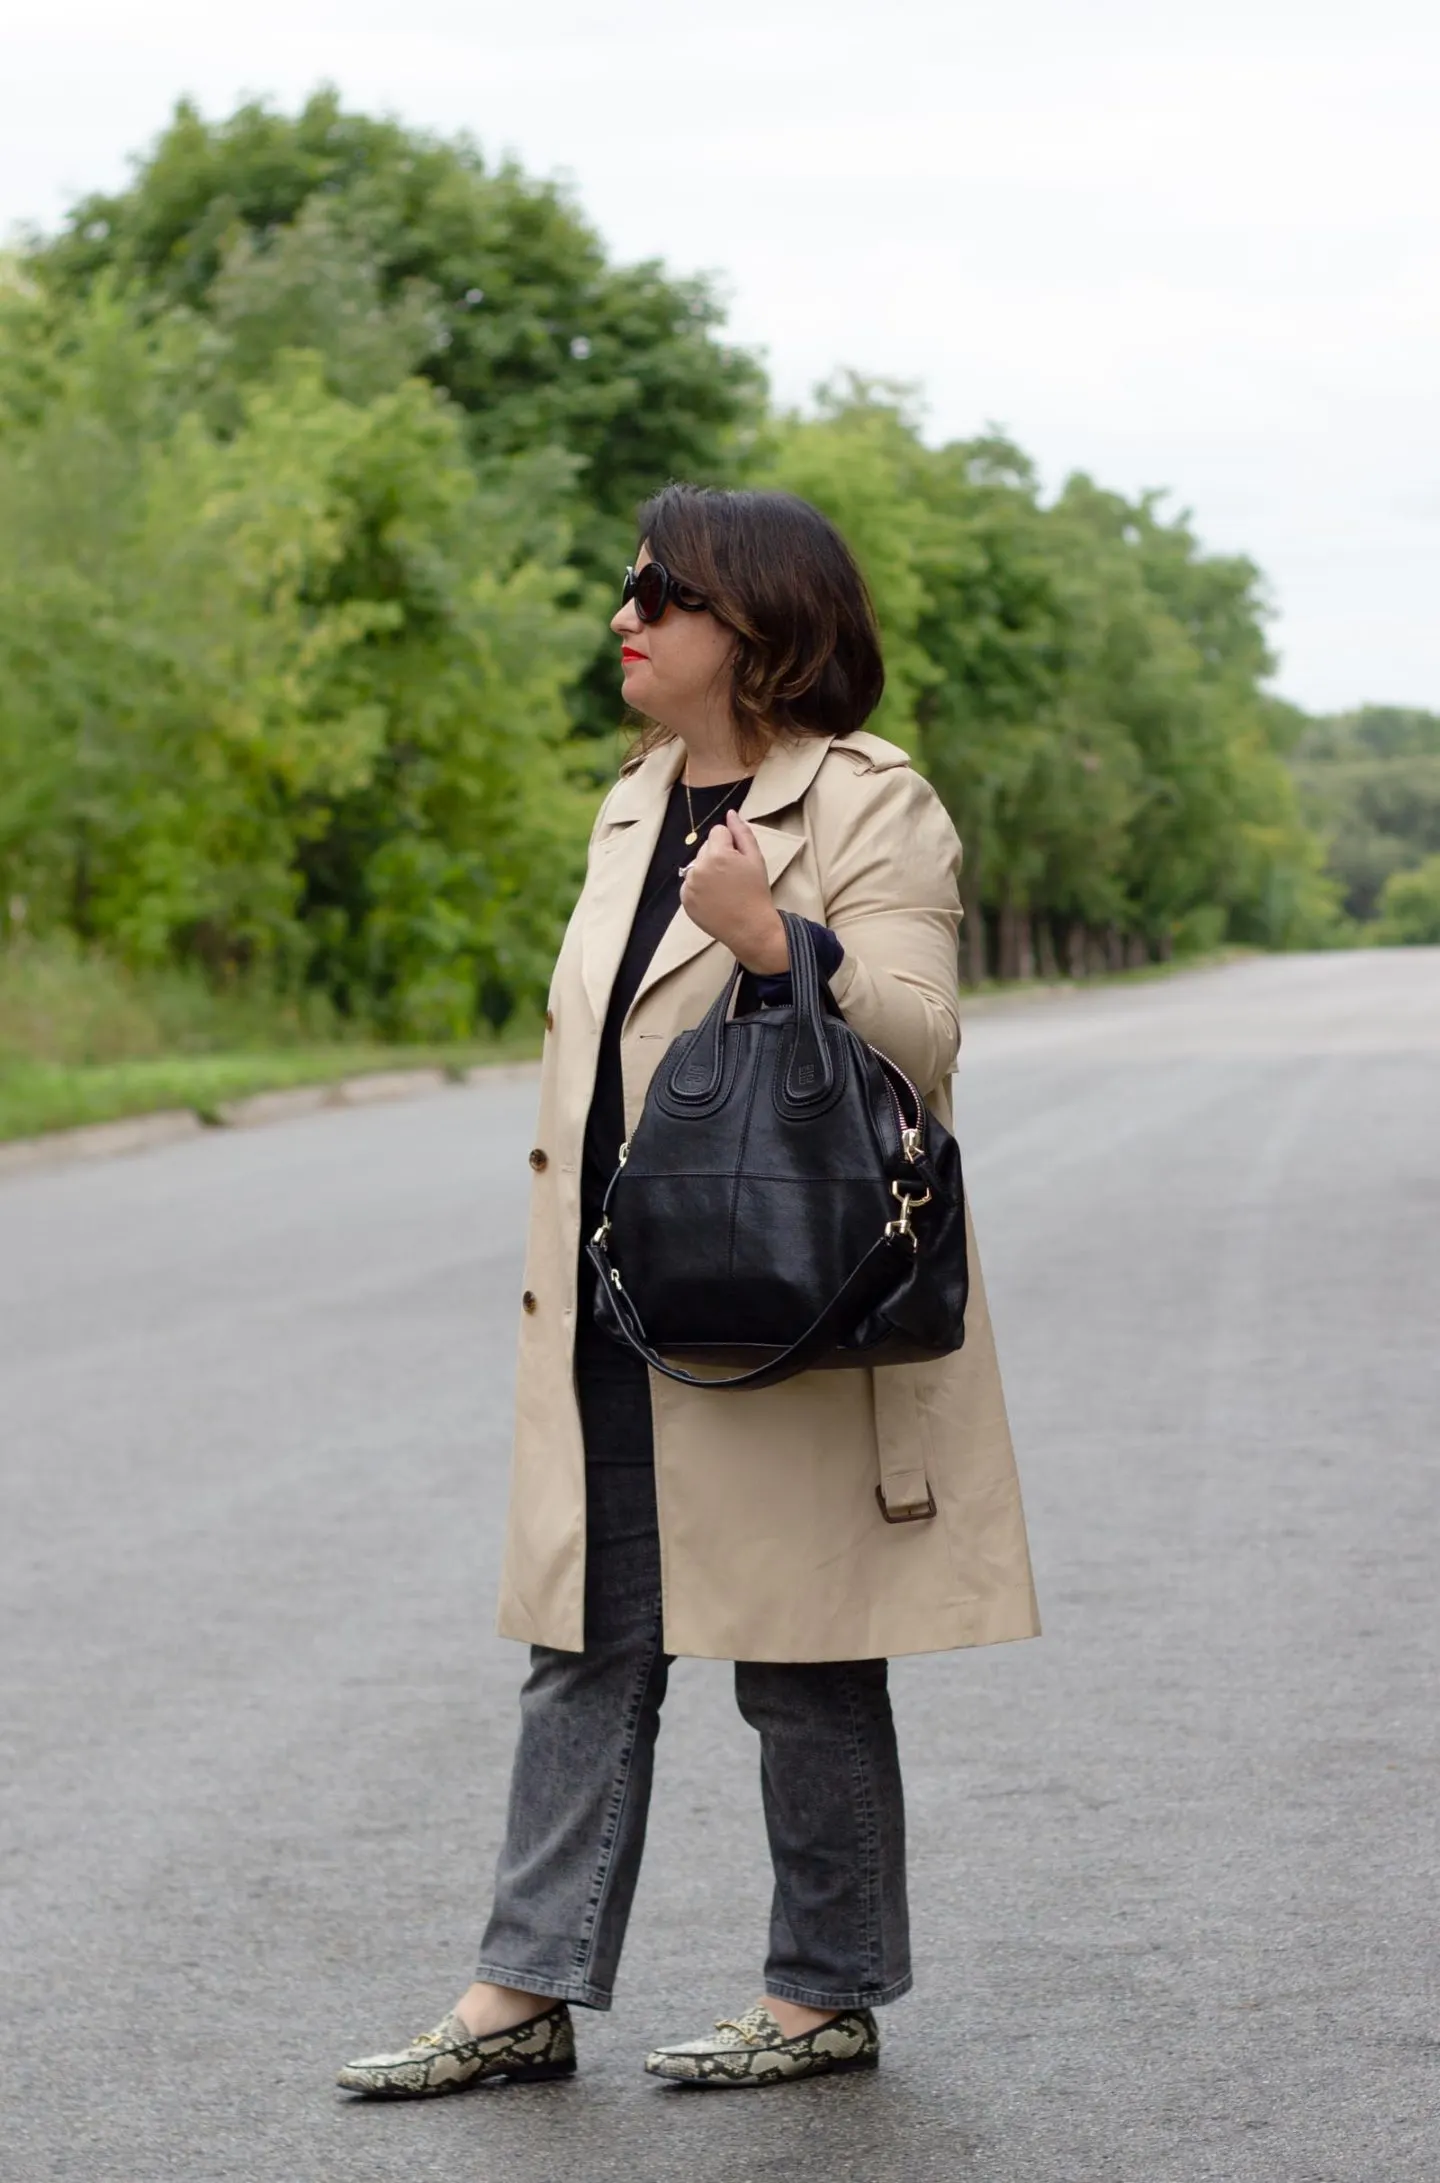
[584,1230,909,1393]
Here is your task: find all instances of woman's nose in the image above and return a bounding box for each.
[611,601,642,636]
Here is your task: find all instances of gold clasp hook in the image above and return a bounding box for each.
[884,1177,933,1249]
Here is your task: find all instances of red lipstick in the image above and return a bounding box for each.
[621,646,646,662]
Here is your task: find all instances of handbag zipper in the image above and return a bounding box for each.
[877,1053,926,1164]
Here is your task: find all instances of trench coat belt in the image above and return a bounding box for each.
[873,1374,938,1523]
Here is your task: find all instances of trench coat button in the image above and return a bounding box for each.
[522,1290,537,1314]
[528,1147,548,1172]
[545,1008,555,1032]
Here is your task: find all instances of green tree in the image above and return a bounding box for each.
[31,90,766,733]
[1054,478,1334,957]
[1370,855,1440,945]
[759,382,936,755]
[0,288,591,1033]
[750,386,1336,975]
[1292,707,1440,920]
[914,443,1135,979]
[2,93,1361,1041]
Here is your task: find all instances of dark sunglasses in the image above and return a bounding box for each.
[621,561,707,623]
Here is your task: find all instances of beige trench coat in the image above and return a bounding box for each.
[496,727,1040,1663]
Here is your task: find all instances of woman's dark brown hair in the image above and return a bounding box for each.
[631,484,885,765]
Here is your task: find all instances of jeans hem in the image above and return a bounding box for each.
[762,1971,913,2010]
[471,1961,614,2013]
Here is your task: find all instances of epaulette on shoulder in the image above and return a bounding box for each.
[828,730,913,773]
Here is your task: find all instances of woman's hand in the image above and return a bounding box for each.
[680,810,789,974]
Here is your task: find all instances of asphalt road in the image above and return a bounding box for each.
[2,951,1437,2183]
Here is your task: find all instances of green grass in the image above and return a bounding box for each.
[0,934,1251,1147]
[0,1038,543,1142]
[0,933,381,1063]
[0,937,542,1142]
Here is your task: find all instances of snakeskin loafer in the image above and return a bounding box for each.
[337,2001,575,2097]
[644,2001,879,2088]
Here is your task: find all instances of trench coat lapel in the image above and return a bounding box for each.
[579,743,684,1024]
[592,731,839,1028]
[626,821,808,1022]
[739,729,836,826]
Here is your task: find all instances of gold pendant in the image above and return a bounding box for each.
[684,829,698,845]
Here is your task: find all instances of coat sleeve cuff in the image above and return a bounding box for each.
[754,921,844,1004]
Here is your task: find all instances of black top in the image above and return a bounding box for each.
[574,775,843,1457]
[579,777,752,1258]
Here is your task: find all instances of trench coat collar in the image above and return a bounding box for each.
[579,732,835,1026]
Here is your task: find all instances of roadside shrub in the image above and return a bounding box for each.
[1370,856,1440,947]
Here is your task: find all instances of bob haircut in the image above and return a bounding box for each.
[630,483,885,766]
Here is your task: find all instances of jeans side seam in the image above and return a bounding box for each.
[843,1670,883,1990]
[569,1612,663,1984]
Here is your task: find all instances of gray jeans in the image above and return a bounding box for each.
[475,1458,912,2011]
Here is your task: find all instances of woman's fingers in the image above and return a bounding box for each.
[727,810,767,867]
[680,804,772,939]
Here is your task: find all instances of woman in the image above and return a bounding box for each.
[339,485,1038,2097]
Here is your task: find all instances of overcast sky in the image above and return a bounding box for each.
[4,0,1437,714]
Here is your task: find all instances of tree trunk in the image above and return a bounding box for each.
[959,830,987,986]
[960,886,987,984]
[997,900,1020,981]
[1037,918,1060,982]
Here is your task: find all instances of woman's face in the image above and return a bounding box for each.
[610,543,735,732]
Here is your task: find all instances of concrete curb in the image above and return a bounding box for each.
[0,1061,543,1182]
[461,1061,546,1088]
[0,1108,205,1180]
[213,1084,338,1130]
[332,1067,449,1106]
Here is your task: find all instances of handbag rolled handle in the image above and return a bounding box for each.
[667,911,834,1110]
[776,909,836,1103]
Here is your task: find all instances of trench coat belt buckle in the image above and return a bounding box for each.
[875,1483,938,1524]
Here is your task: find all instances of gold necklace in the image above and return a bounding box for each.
[682,775,746,847]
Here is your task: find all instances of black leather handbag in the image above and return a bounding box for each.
[587,911,969,1393]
